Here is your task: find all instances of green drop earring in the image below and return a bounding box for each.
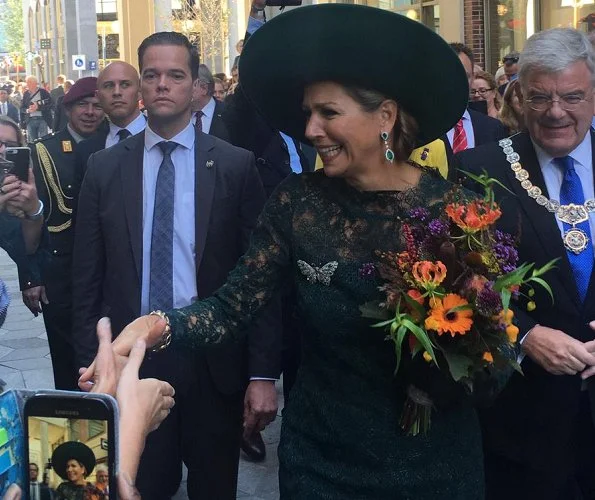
[381,131,394,163]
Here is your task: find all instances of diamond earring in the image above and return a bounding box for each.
[381,131,394,163]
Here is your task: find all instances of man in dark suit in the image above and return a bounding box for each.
[0,84,20,123]
[72,32,279,500]
[445,43,507,180]
[22,77,105,390]
[29,462,52,500]
[52,79,73,132]
[455,28,595,500]
[50,74,66,118]
[192,64,230,142]
[74,61,145,193]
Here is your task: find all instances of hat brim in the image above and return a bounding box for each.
[239,4,469,147]
[51,441,96,480]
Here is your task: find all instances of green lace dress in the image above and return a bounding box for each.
[167,168,485,499]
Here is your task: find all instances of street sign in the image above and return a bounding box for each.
[40,39,51,50]
[89,60,97,71]
[72,54,87,71]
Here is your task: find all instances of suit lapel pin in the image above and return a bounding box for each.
[206,160,214,169]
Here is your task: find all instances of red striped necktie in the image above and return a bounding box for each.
[452,119,468,154]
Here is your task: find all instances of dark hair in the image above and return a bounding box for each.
[198,64,215,95]
[29,463,39,470]
[138,32,200,80]
[0,116,24,145]
[214,72,227,81]
[342,84,419,162]
[449,42,475,66]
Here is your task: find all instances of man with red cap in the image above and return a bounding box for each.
[18,76,105,390]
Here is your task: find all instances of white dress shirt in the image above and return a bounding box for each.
[192,97,216,134]
[446,109,475,150]
[105,112,147,148]
[0,102,7,116]
[140,120,197,315]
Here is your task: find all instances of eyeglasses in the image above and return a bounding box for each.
[525,95,592,111]
[0,140,19,148]
[470,88,494,96]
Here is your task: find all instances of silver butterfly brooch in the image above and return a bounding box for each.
[297,260,338,286]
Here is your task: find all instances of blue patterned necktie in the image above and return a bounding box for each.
[149,141,178,311]
[556,155,594,302]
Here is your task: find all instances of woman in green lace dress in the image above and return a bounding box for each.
[83,5,493,498]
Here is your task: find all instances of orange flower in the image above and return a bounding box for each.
[407,289,425,305]
[482,352,494,363]
[506,325,519,343]
[412,261,447,290]
[425,293,473,337]
[445,200,502,234]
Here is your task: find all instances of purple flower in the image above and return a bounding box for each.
[493,231,519,273]
[409,207,430,222]
[428,218,450,238]
[359,263,376,279]
[475,282,502,316]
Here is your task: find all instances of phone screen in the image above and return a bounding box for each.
[25,395,116,499]
[27,416,110,497]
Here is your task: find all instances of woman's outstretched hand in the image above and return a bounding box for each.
[79,314,167,391]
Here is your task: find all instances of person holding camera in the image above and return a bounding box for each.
[20,76,52,142]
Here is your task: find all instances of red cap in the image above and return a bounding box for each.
[62,77,98,106]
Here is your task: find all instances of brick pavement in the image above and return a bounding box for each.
[0,249,281,499]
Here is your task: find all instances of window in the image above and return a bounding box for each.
[96,0,117,22]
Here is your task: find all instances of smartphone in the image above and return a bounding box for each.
[4,147,30,182]
[24,391,118,499]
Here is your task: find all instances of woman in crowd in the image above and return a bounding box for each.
[499,79,524,135]
[470,70,502,119]
[82,4,502,498]
[52,442,105,500]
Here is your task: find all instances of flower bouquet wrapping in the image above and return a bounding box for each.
[361,173,556,436]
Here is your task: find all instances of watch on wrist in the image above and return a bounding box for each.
[25,199,44,220]
[149,310,172,352]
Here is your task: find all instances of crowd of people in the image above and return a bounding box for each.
[2,0,595,498]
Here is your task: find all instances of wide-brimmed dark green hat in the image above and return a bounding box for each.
[51,441,96,480]
[239,4,469,146]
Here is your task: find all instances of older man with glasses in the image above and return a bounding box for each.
[455,28,595,500]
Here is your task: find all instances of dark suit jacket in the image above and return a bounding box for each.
[207,99,231,143]
[52,94,68,132]
[73,126,109,192]
[223,85,314,197]
[72,129,280,393]
[2,101,19,123]
[444,109,508,180]
[454,131,595,477]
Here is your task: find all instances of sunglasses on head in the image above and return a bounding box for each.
[503,56,519,64]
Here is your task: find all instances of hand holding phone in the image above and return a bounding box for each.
[4,148,30,183]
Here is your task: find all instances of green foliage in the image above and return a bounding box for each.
[0,0,25,54]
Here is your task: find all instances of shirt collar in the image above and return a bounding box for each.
[67,124,86,143]
[144,118,195,152]
[201,97,216,119]
[461,109,471,122]
[533,131,592,172]
[108,112,146,140]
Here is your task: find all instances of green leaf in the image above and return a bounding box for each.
[500,288,511,312]
[528,276,554,302]
[531,258,559,277]
[360,302,391,320]
[403,292,425,318]
[401,318,438,366]
[447,304,474,313]
[393,325,408,373]
[441,351,474,382]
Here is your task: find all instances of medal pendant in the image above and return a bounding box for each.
[563,227,589,254]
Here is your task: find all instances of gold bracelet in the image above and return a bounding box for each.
[148,310,172,353]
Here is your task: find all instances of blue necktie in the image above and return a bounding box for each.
[556,155,594,302]
[149,141,178,311]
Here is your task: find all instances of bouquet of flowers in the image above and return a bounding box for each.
[361,173,556,436]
